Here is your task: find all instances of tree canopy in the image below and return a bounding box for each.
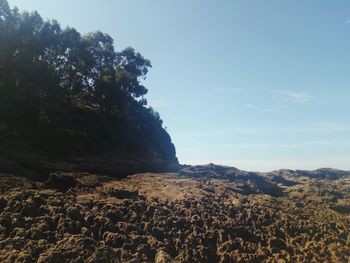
[0,0,177,163]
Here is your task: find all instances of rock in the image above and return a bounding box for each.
[67,207,83,221]
[180,164,284,196]
[330,204,350,213]
[45,173,78,192]
[293,168,350,180]
[269,238,288,251]
[155,250,172,263]
[87,246,122,263]
[219,253,231,263]
[109,189,139,199]
[103,232,125,248]
[1,164,349,262]
[269,174,298,186]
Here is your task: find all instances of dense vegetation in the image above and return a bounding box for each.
[0,0,177,163]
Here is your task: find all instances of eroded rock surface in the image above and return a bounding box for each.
[0,165,349,262]
[180,164,284,196]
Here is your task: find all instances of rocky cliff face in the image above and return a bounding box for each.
[0,163,349,262]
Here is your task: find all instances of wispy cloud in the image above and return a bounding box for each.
[174,122,350,139]
[346,19,350,24]
[245,104,264,110]
[245,103,290,112]
[178,143,303,152]
[214,88,241,93]
[245,104,275,112]
[304,140,333,145]
[178,139,350,153]
[278,90,311,103]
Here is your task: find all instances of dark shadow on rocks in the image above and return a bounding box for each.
[4,153,182,180]
[109,189,141,200]
[44,172,78,192]
[269,174,299,187]
[330,203,350,213]
[295,168,350,180]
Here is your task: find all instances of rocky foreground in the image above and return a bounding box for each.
[0,163,349,262]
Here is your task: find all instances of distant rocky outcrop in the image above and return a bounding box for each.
[294,168,350,180]
[180,164,284,196]
[275,168,348,180]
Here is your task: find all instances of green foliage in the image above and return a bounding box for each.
[0,0,177,163]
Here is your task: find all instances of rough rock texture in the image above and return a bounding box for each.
[180,164,284,196]
[270,168,350,181]
[0,164,349,262]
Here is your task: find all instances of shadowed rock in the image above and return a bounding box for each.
[330,204,350,213]
[294,168,350,180]
[269,174,299,186]
[110,189,140,200]
[45,173,78,192]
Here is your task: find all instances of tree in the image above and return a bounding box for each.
[0,0,178,163]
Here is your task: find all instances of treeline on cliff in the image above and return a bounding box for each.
[0,0,177,163]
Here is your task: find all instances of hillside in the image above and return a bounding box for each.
[0,0,177,165]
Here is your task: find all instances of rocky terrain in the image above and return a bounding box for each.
[0,162,349,262]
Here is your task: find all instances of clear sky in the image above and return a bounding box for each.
[8,0,350,171]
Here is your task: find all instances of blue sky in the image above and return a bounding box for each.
[8,0,350,171]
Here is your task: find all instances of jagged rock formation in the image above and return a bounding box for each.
[269,168,350,181]
[180,164,284,196]
[0,165,349,262]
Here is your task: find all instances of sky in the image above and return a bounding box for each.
[8,0,350,171]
